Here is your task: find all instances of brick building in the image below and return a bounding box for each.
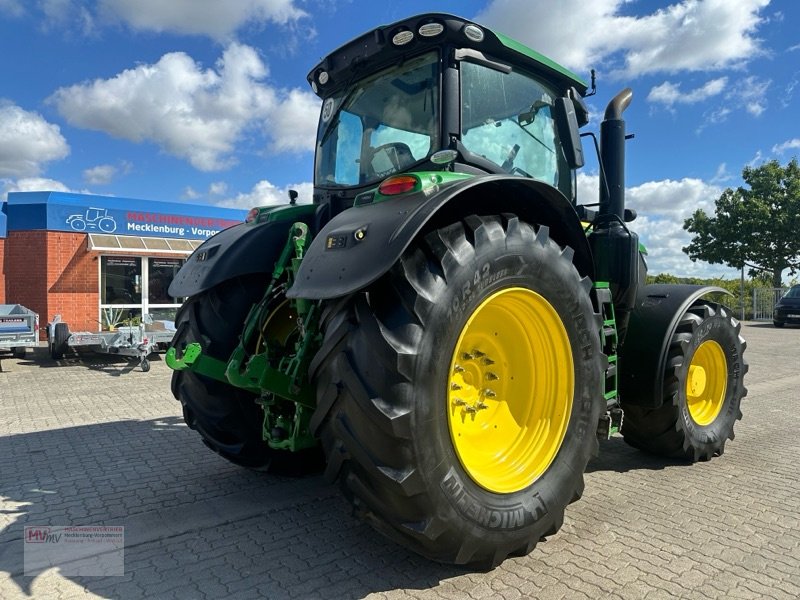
[0,192,245,333]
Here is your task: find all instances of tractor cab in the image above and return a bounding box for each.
[309,13,589,216]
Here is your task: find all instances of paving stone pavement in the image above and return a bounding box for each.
[0,322,798,599]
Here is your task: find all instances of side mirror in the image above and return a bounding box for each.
[553,97,585,169]
[288,189,298,205]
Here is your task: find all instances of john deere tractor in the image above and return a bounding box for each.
[166,13,747,567]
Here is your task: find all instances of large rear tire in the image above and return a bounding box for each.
[622,302,747,461]
[310,215,604,567]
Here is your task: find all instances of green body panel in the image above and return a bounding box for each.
[495,32,587,89]
[370,171,474,204]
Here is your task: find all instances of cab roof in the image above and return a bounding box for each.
[307,13,588,98]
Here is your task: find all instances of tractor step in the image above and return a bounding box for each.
[597,407,624,440]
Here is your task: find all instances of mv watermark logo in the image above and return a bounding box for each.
[25,527,60,543]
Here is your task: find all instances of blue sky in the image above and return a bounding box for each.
[1,0,798,279]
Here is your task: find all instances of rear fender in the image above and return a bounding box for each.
[169,204,316,299]
[618,284,731,409]
[287,175,592,300]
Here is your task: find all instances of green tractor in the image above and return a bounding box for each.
[166,13,747,567]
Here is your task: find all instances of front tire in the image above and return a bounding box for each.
[622,302,747,461]
[170,276,274,469]
[311,215,604,566]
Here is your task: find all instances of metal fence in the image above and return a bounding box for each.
[752,287,788,321]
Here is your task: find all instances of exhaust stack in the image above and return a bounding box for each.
[599,88,633,222]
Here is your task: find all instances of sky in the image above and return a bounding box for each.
[1,0,798,280]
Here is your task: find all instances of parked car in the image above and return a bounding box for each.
[773,285,800,327]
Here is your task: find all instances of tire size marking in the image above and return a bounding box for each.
[446,264,508,321]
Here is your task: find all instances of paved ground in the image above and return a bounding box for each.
[0,321,798,599]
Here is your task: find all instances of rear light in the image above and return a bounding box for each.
[245,208,259,223]
[378,175,419,196]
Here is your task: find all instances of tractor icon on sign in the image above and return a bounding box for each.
[66,207,117,233]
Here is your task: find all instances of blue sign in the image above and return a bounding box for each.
[6,192,248,240]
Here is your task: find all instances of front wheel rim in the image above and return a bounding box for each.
[686,339,728,426]
[447,287,574,494]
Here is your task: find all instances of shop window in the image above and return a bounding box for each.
[148,258,184,305]
[101,256,142,305]
[98,255,185,331]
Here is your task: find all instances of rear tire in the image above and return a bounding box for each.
[12,347,26,359]
[622,302,747,461]
[773,321,784,328]
[311,215,604,566]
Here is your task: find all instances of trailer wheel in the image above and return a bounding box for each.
[140,358,150,372]
[622,302,747,461]
[51,323,70,359]
[311,215,604,566]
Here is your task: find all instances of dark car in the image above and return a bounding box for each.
[774,285,800,327]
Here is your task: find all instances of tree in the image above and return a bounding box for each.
[683,159,800,288]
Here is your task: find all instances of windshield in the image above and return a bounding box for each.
[315,52,440,188]
[460,60,570,195]
[784,286,800,299]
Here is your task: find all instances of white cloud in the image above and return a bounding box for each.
[40,0,95,35]
[217,179,312,209]
[0,0,24,17]
[0,102,70,178]
[266,88,320,154]
[50,43,318,172]
[476,0,769,78]
[182,186,201,200]
[1,177,71,201]
[209,181,228,196]
[772,138,800,155]
[98,0,306,40]
[647,77,727,107]
[733,76,770,116]
[577,173,732,277]
[83,164,117,185]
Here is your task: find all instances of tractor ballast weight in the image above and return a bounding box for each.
[166,12,747,567]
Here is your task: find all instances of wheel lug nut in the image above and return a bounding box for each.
[461,352,475,361]
[464,405,477,414]
[482,357,495,365]
[485,372,499,381]
[472,349,485,358]
[454,364,464,373]
[453,398,467,406]
[450,382,462,391]
[483,389,497,398]
[476,401,488,410]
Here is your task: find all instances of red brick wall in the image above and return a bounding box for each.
[5,230,187,332]
[5,231,97,331]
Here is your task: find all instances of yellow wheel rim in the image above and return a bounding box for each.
[447,287,573,494]
[686,340,727,426]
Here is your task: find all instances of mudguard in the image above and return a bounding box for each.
[287,175,592,300]
[618,284,731,409]
[169,204,316,299]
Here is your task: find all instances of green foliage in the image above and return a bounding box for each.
[683,159,800,288]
